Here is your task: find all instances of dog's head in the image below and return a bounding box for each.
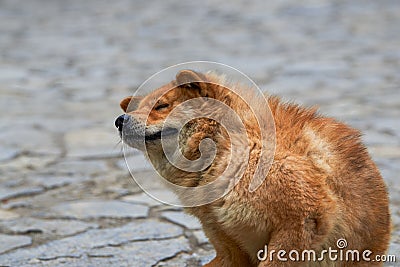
[116,69,272,193]
[116,70,224,157]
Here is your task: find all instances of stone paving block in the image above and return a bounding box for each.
[121,193,162,207]
[0,234,32,254]
[192,230,209,245]
[0,128,61,156]
[27,257,84,267]
[192,248,217,266]
[362,130,398,146]
[0,186,44,202]
[372,118,400,137]
[102,186,131,197]
[120,189,177,207]
[128,170,175,191]
[0,218,98,236]
[369,146,400,159]
[61,80,108,102]
[155,253,196,267]
[391,212,400,230]
[385,243,400,266]
[282,61,349,78]
[390,229,400,244]
[65,128,121,158]
[0,209,20,220]
[0,67,27,82]
[47,159,109,177]
[30,175,76,189]
[0,219,184,265]
[87,237,190,267]
[389,192,400,207]
[117,153,153,171]
[50,200,149,219]
[0,155,58,172]
[0,146,19,162]
[1,200,32,210]
[161,211,202,230]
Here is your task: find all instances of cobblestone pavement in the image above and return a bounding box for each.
[0,0,399,266]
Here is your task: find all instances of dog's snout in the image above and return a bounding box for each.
[115,114,129,131]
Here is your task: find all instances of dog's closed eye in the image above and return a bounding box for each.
[155,103,169,111]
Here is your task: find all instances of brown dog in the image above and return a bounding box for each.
[116,70,390,266]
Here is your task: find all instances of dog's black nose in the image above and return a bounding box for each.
[115,114,129,131]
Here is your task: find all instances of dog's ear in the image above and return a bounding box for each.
[176,70,209,96]
[120,96,142,112]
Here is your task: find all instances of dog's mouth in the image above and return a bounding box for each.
[144,127,179,141]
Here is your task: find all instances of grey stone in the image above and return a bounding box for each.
[120,189,176,207]
[155,253,196,267]
[389,190,400,206]
[61,80,108,101]
[391,212,400,230]
[65,128,121,158]
[86,219,184,244]
[386,243,400,265]
[389,229,400,243]
[118,153,152,171]
[282,61,348,77]
[0,219,184,265]
[0,234,32,254]
[87,237,191,267]
[362,130,399,146]
[0,186,44,201]
[0,128,61,156]
[378,120,400,138]
[121,193,162,207]
[192,248,217,266]
[321,100,374,120]
[0,209,20,220]
[369,146,400,159]
[102,186,131,197]
[50,200,149,219]
[0,155,58,172]
[127,170,173,191]
[266,76,319,95]
[30,175,76,189]
[0,146,19,162]
[156,205,184,212]
[25,256,84,267]
[0,218,98,236]
[116,158,128,170]
[0,67,27,82]
[161,211,202,230]
[377,159,399,187]
[193,230,209,245]
[1,200,31,209]
[47,159,109,177]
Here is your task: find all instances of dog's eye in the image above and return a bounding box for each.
[154,103,169,111]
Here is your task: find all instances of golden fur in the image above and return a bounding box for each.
[118,70,390,267]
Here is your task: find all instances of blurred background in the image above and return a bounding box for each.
[0,0,399,266]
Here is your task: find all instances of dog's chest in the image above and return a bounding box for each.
[214,201,271,261]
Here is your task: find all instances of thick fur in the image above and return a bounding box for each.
[118,70,390,267]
